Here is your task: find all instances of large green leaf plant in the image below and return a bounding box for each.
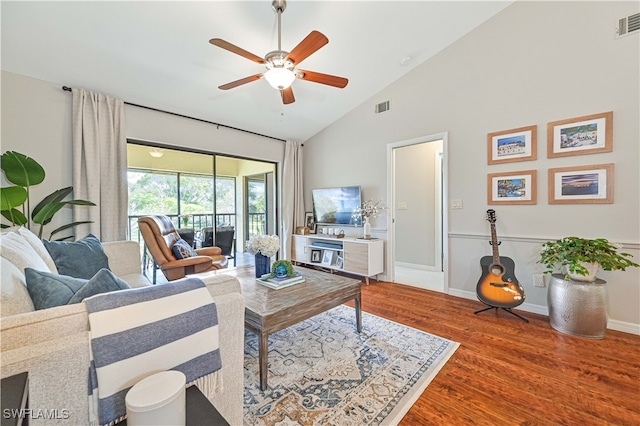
[1,151,95,240]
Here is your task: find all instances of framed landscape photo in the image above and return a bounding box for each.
[547,111,613,158]
[487,125,537,164]
[548,163,614,204]
[321,250,334,266]
[335,255,344,269]
[310,249,322,263]
[305,212,317,234]
[487,170,537,205]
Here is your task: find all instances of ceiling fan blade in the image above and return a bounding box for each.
[297,70,348,88]
[285,30,328,65]
[219,74,264,90]
[209,38,265,64]
[281,87,295,104]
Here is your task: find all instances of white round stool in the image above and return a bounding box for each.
[125,370,186,426]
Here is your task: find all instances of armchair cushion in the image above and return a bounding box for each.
[172,238,197,259]
[43,234,110,279]
[25,268,130,310]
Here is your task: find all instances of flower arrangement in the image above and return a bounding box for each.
[352,199,385,222]
[179,214,192,227]
[246,234,280,257]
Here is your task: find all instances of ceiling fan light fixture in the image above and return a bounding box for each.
[264,67,296,90]
[149,148,164,158]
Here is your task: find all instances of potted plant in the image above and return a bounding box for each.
[540,237,638,339]
[269,260,296,278]
[1,151,95,240]
[539,236,639,282]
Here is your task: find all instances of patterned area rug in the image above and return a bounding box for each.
[243,305,459,425]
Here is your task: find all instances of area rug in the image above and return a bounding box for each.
[243,305,459,425]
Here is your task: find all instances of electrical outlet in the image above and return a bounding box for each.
[533,274,545,288]
[451,199,463,209]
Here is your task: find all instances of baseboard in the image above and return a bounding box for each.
[608,319,640,335]
[446,288,639,336]
[395,261,440,272]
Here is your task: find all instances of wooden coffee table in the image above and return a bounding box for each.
[220,265,362,390]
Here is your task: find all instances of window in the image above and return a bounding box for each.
[128,170,178,216]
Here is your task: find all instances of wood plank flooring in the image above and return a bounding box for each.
[346,282,640,425]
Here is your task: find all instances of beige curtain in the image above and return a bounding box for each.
[72,89,128,241]
[281,141,305,260]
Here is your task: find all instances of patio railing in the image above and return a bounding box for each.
[127,212,266,245]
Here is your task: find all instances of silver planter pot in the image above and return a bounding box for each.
[548,274,609,339]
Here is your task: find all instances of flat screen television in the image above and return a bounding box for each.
[312,186,362,226]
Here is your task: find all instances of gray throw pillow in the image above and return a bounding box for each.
[25,268,130,310]
[42,234,110,279]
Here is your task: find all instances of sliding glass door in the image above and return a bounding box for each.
[126,142,276,264]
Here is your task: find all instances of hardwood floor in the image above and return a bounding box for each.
[347,282,640,425]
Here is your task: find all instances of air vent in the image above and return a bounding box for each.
[615,12,640,39]
[375,100,390,114]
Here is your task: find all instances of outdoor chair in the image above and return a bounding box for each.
[202,226,236,267]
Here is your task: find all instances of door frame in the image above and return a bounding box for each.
[386,132,449,293]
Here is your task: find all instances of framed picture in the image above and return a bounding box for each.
[547,111,613,158]
[335,255,344,269]
[487,125,537,164]
[487,170,537,205]
[321,250,334,266]
[310,249,322,263]
[305,212,316,234]
[548,163,614,204]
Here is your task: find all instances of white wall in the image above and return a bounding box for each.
[303,1,640,332]
[1,70,285,234]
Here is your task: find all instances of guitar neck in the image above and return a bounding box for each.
[490,223,501,264]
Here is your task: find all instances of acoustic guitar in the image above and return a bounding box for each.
[476,209,525,308]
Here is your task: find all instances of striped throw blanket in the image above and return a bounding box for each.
[85,278,222,426]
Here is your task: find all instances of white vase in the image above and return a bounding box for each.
[566,261,599,282]
[363,217,371,239]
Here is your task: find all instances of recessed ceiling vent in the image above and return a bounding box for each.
[375,100,390,114]
[615,12,640,39]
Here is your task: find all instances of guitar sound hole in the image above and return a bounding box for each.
[490,265,504,275]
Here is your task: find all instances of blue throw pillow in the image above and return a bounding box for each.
[172,238,197,259]
[43,234,110,279]
[25,268,131,310]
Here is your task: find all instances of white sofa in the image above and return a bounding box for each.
[0,227,245,425]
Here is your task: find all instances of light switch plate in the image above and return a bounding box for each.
[451,199,463,209]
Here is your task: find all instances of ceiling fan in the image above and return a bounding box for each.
[209,0,348,105]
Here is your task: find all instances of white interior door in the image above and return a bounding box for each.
[387,134,447,293]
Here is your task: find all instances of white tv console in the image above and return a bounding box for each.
[291,234,384,284]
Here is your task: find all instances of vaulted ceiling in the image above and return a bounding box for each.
[1,1,512,142]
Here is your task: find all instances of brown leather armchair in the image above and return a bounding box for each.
[138,215,228,281]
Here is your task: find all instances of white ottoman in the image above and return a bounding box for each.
[125,371,186,426]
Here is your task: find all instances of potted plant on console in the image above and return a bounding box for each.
[538,236,639,339]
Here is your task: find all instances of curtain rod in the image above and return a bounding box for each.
[62,86,286,143]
